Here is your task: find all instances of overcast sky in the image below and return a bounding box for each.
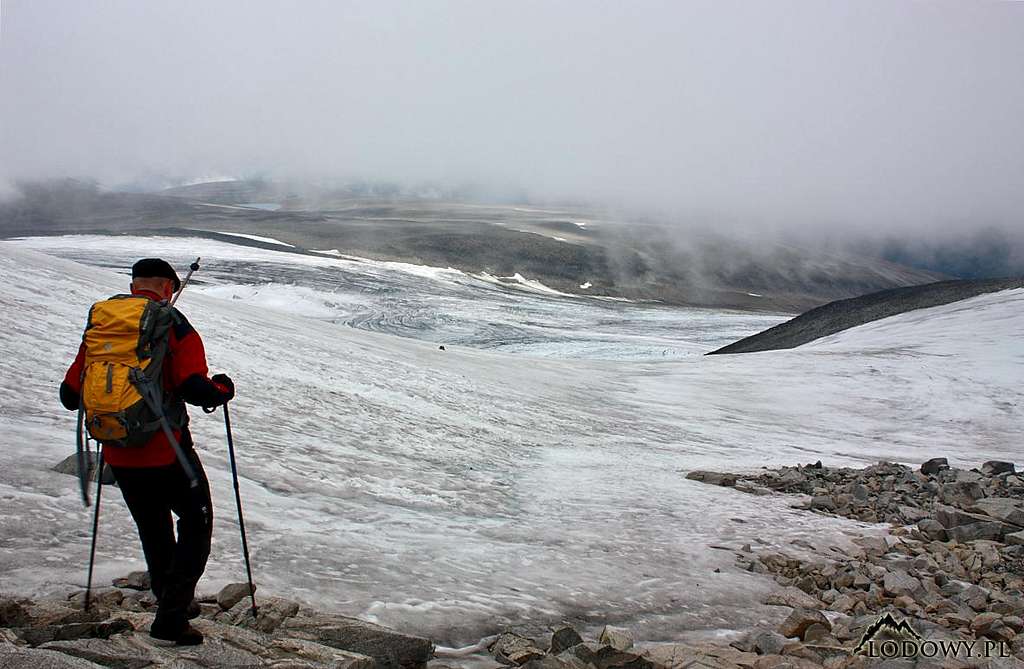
[1,1,1022,236]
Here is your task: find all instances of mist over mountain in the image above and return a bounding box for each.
[0,177,960,313]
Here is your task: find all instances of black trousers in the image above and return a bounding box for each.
[110,438,213,631]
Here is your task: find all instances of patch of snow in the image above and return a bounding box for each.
[237,202,281,211]
[0,241,1021,649]
[580,282,593,289]
[747,293,763,297]
[213,231,295,247]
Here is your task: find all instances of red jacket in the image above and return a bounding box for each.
[62,289,230,468]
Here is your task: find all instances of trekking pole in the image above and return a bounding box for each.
[168,257,201,308]
[223,404,258,617]
[84,448,105,612]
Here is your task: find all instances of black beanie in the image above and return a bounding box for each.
[131,258,181,291]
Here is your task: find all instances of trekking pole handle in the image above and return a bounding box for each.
[169,257,201,308]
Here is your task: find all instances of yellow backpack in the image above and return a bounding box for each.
[78,295,183,446]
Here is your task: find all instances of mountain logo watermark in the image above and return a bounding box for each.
[853,612,1011,660]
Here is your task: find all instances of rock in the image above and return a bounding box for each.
[67,590,123,610]
[971,612,1004,637]
[778,609,830,641]
[52,452,116,485]
[566,642,654,669]
[38,637,159,669]
[216,582,256,611]
[489,633,546,665]
[1003,616,1024,633]
[948,522,1010,543]
[269,637,376,669]
[752,655,822,669]
[225,596,298,634]
[763,588,824,610]
[0,647,107,668]
[598,626,634,651]
[853,536,889,557]
[735,482,772,496]
[685,471,737,487]
[921,458,949,476]
[1008,531,1024,546]
[802,623,829,644]
[897,506,929,524]
[882,572,922,598]
[982,461,1016,476]
[732,628,789,656]
[282,613,434,669]
[828,594,859,614]
[917,519,946,541]
[752,631,789,656]
[968,498,1024,527]
[549,626,583,655]
[809,496,836,512]
[0,598,29,627]
[110,572,150,591]
[643,643,758,669]
[13,620,133,647]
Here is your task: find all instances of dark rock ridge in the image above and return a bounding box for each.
[709,278,1024,354]
[686,459,1024,666]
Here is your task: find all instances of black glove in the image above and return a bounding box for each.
[211,373,235,402]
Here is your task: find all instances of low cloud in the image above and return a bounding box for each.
[2,1,1022,241]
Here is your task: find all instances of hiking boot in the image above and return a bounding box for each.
[149,614,204,647]
[150,621,204,646]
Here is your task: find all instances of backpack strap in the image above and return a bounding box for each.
[131,368,199,488]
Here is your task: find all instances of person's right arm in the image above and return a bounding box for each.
[167,311,234,408]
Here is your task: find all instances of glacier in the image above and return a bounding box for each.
[0,237,1021,648]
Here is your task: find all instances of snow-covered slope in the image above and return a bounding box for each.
[0,241,1020,647]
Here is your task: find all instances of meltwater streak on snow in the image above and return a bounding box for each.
[211,231,295,247]
[2,242,1022,647]
[10,235,787,361]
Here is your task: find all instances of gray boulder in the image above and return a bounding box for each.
[548,626,583,655]
[598,626,633,651]
[921,458,949,475]
[38,637,159,669]
[216,582,256,611]
[0,647,106,669]
[489,632,546,666]
[224,596,298,634]
[282,613,434,669]
[13,620,133,647]
[0,598,29,627]
[269,637,375,669]
[967,498,1024,528]
[684,471,737,487]
[1007,531,1024,546]
[917,518,947,541]
[981,461,1016,476]
[52,454,115,486]
[110,573,150,592]
[564,642,654,669]
[883,571,922,598]
[778,609,830,641]
[762,587,823,610]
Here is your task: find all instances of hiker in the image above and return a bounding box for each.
[59,258,235,645]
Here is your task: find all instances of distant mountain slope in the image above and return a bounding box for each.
[709,277,1024,354]
[0,179,946,311]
